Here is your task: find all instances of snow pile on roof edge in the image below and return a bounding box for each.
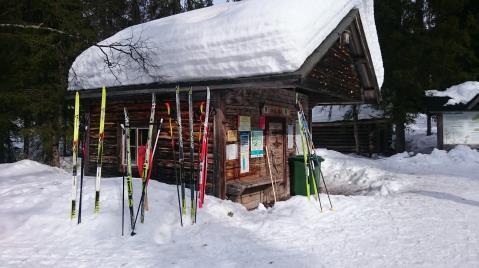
[68,0,383,91]
[426,81,479,105]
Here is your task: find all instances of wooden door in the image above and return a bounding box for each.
[266,117,286,182]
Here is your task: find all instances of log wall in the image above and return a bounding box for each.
[312,120,393,155]
[216,88,308,209]
[86,92,216,195]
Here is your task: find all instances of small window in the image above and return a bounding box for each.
[122,128,149,166]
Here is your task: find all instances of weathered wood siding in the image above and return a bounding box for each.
[216,88,308,209]
[312,120,392,155]
[308,41,363,104]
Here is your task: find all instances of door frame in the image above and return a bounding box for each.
[265,116,287,182]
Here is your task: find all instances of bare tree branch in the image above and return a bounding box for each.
[68,30,161,89]
[0,23,78,38]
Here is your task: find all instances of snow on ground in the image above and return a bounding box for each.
[69,0,383,90]
[2,146,479,267]
[406,113,437,154]
[426,81,479,105]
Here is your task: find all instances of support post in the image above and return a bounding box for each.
[352,105,360,153]
[426,113,432,136]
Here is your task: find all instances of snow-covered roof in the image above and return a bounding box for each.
[68,0,383,91]
[312,104,385,123]
[426,81,479,106]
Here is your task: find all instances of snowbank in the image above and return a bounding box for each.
[385,145,479,179]
[2,150,479,266]
[317,144,479,196]
[318,149,405,196]
[68,0,383,90]
[426,81,479,105]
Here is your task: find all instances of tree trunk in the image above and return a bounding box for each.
[426,113,432,136]
[51,142,60,167]
[395,122,406,153]
[23,119,30,159]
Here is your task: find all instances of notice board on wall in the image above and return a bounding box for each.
[239,131,250,173]
[443,111,479,145]
[250,130,264,158]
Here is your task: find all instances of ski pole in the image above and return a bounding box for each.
[78,140,84,224]
[167,102,183,226]
[320,169,333,210]
[265,146,277,203]
[122,169,125,236]
[78,114,88,224]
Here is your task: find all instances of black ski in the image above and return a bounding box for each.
[176,86,186,216]
[166,102,183,226]
[188,87,196,223]
[77,113,89,224]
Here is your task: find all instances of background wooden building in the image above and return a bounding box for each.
[68,2,383,209]
[311,104,392,155]
[425,82,479,150]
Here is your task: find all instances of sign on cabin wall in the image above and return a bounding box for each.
[250,130,264,158]
[259,116,266,129]
[238,116,251,131]
[443,112,479,145]
[295,120,304,153]
[239,131,250,173]
[262,105,289,116]
[226,143,238,160]
[227,130,238,142]
[287,124,294,149]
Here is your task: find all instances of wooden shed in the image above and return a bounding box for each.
[425,82,479,150]
[311,104,392,155]
[68,1,383,209]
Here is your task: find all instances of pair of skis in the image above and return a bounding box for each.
[296,95,333,211]
[71,87,106,221]
[131,93,164,235]
[174,86,210,225]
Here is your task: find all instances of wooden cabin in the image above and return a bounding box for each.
[311,105,392,155]
[425,82,479,150]
[67,1,383,209]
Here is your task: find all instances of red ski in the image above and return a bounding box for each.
[198,87,210,208]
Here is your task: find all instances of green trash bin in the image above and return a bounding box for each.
[289,154,324,196]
